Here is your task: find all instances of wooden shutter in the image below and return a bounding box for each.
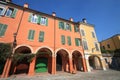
[0,24,7,36]
[67,36,71,45]
[11,8,18,18]
[28,30,35,40]
[69,24,72,31]
[39,31,44,42]
[37,15,41,24]
[61,35,65,45]
[28,13,32,22]
[46,18,48,26]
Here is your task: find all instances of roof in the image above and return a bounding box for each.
[100,34,120,42]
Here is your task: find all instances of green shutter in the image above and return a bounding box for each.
[28,30,35,40]
[74,25,76,32]
[67,36,71,45]
[70,25,72,31]
[61,35,65,45]
[37,15,41,24]
[59,21,61,29]
[0,24,7,37]
[46,18,48,26]
[39,31,44,42]
[75,38,79,46]
[31,30,35,40]
[11,8,18,18]
[28,30,32,39]
[28,13,32,22]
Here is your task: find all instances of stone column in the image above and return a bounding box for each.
[85,55,91,72]
[51,55,56,74]
[69,57,73,73]
[28,57,36,76]
[82,56,87,72]
[100,57,107,71]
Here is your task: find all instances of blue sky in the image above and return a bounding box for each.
[12,0,120,42]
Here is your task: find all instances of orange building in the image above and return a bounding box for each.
[0,1,87,78]
[0,1,105,78]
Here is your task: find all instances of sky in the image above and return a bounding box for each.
[12,0,120,42]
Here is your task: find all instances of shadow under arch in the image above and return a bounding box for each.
[88,55,102,70]
[55,48,70,73]
[72,50,84,72]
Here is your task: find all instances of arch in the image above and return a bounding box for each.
[55,48,70,57]
[72,50,84,72]
[35,46,54,56]
[72,50,83,56]
[88,55,102,70]
[35,47,53,74]
[56,48,70,72]
[10,45,33,75]
[13,44,33,53]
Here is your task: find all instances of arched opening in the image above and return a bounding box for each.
[89,56,102,70]
[56,49,69,72]
[35,48,52,74]
[72,51,83,72]
[10,46,32,75]
[56,53,62,71]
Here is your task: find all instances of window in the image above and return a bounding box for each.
[61,35,65,45]
[59,21,65,30]
[66,23,72,31]
[107,44,110,48]
[92,31,95,38]
[0,7,6,16]
[67,36,71,45]
[74,25,79,32]
[95,42,99,51]
[5,8,18,18]
[75,38,81,46]
[82,40,88,50]
[103,46,105,50]
[28,30,35,40]
[0,23,8,37]
[39,31,44,42]
[28,14,48,26]
[40,17,48,26]
[81,29,85,36]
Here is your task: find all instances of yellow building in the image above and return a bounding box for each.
[100,34,120,51]
[79,18,106,71]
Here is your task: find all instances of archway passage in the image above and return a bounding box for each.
[56,49,69,72]
[35,48,52,73]
[72,51,83,72]
[10,46,32,75]
[89,56,102,70]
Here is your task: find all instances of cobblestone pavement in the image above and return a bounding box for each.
[1,69,120,80]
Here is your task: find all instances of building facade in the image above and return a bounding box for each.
[79,20,106,71]
[0,1,106,78]
[100,34,120,51]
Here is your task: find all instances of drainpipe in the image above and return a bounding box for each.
[52,12,56,74]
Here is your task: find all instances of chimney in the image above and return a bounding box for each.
[24,3,29,8]
[82,18,87,23]
[52,12,56,17]
[69,18,73,22]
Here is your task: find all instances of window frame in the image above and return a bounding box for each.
[82,39,88,50]
[0,7,6,16]
[80,29,85,36]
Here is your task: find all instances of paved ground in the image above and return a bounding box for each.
[1,69,120,80]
